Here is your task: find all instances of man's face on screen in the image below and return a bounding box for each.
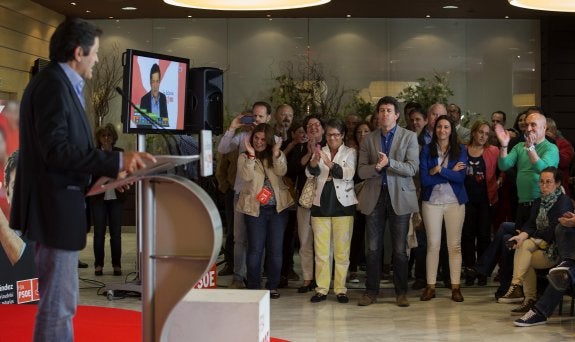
[150,72,161,99]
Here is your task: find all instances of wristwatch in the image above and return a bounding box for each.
[526,145,536,152]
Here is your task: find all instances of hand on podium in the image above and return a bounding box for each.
[123,151,157,174]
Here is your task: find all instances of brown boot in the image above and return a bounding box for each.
[451,287,464,302]
[420,286,436,301]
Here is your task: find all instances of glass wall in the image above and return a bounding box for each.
[95,17,539,126]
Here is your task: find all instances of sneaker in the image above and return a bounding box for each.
[357,293,377,306]
[514,309,547,327]
[349,272,360,284]
[511,299,535,316]
[218,264,234,276]
[228,279,246,289]
[547,259,575,291]
[498,284,524,304]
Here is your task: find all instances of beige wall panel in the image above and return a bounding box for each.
[0,7,57,41]
[0,27,50,58]
[0,0,62,27]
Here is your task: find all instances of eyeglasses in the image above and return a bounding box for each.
[307,122,321,129]
[326,133,342,138]
[539,180,556,185]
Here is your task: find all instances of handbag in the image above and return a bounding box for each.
[298,177,316,209]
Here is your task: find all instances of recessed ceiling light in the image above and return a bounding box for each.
[187,15,192,17]
[509,0,575,12]
[85,10,90,13]
[70,2,77,5]
[122,7,137,10]
[108,16,114,19]
[266,14,271,17]
[505,15,510,18]
[442,5,458,9]
[163,0,331,10]
[426,14,431,18]
[346,14,351,18]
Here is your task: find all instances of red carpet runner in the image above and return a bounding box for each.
[0,304,289,341]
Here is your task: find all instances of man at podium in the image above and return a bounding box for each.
[11,18,155,342]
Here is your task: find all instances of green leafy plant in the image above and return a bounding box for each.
[268,59,352,121]
[397,72,454,111]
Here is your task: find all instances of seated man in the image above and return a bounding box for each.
[514,213,575,326]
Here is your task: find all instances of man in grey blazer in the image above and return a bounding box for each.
[357,96,420,307]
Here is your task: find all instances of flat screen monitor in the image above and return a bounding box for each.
[121,49,190,134]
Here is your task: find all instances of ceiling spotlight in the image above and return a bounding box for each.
[163,0,331,11]
[509,0,575,12]
[121,7,138,10]
[442,5,458,9]
[425,14,431,18]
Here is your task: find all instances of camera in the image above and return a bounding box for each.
[240,115,255,125]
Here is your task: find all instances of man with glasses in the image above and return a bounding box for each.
[357,96,419,307]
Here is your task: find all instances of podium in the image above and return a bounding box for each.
[89,156,222,341]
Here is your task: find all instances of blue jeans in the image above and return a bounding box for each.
[33,243,79,342]
[245,206,288,290]
[534,280,566,318]
[92,199,123,267]
[475,222,516,294]
[233,194,247,281]
[365,190,410,295]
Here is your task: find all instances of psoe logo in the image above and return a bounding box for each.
[16,278,39,304]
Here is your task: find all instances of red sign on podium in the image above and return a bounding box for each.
[193,264,217,289]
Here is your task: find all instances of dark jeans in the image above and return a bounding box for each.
[535,224,575,317]
[245,206,288,290]
[412,227,427,281]
[92,199,123,268]
[365,189,410,296]
[535,279,568,318]
[349,211,366,272]
[462,200,492,268]
[475,222,516,294]
[281,209,297,277]
[223,190,235,266]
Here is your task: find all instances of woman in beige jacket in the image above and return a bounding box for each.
[236,123,294,299]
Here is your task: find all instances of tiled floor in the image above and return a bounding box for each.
[78,231,575,341]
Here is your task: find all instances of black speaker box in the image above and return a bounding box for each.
[188,67,223,135]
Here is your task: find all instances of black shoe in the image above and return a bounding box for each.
[477,275,487,286]
[270,290,281,299]
[94,266,103,276]
[336,293,349,303]
[78,260,88,268]
[218,264,234,276]
[310,293,327,303]
[113,267,122,276]
[465,276,475,286]
[298,281,315,293]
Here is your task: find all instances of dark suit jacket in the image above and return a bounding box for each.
[357,126,419,216]
[523,194,573,243]
[11,61,120,251]
[139,91,168,119]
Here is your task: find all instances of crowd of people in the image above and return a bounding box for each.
[214,96,575,328]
